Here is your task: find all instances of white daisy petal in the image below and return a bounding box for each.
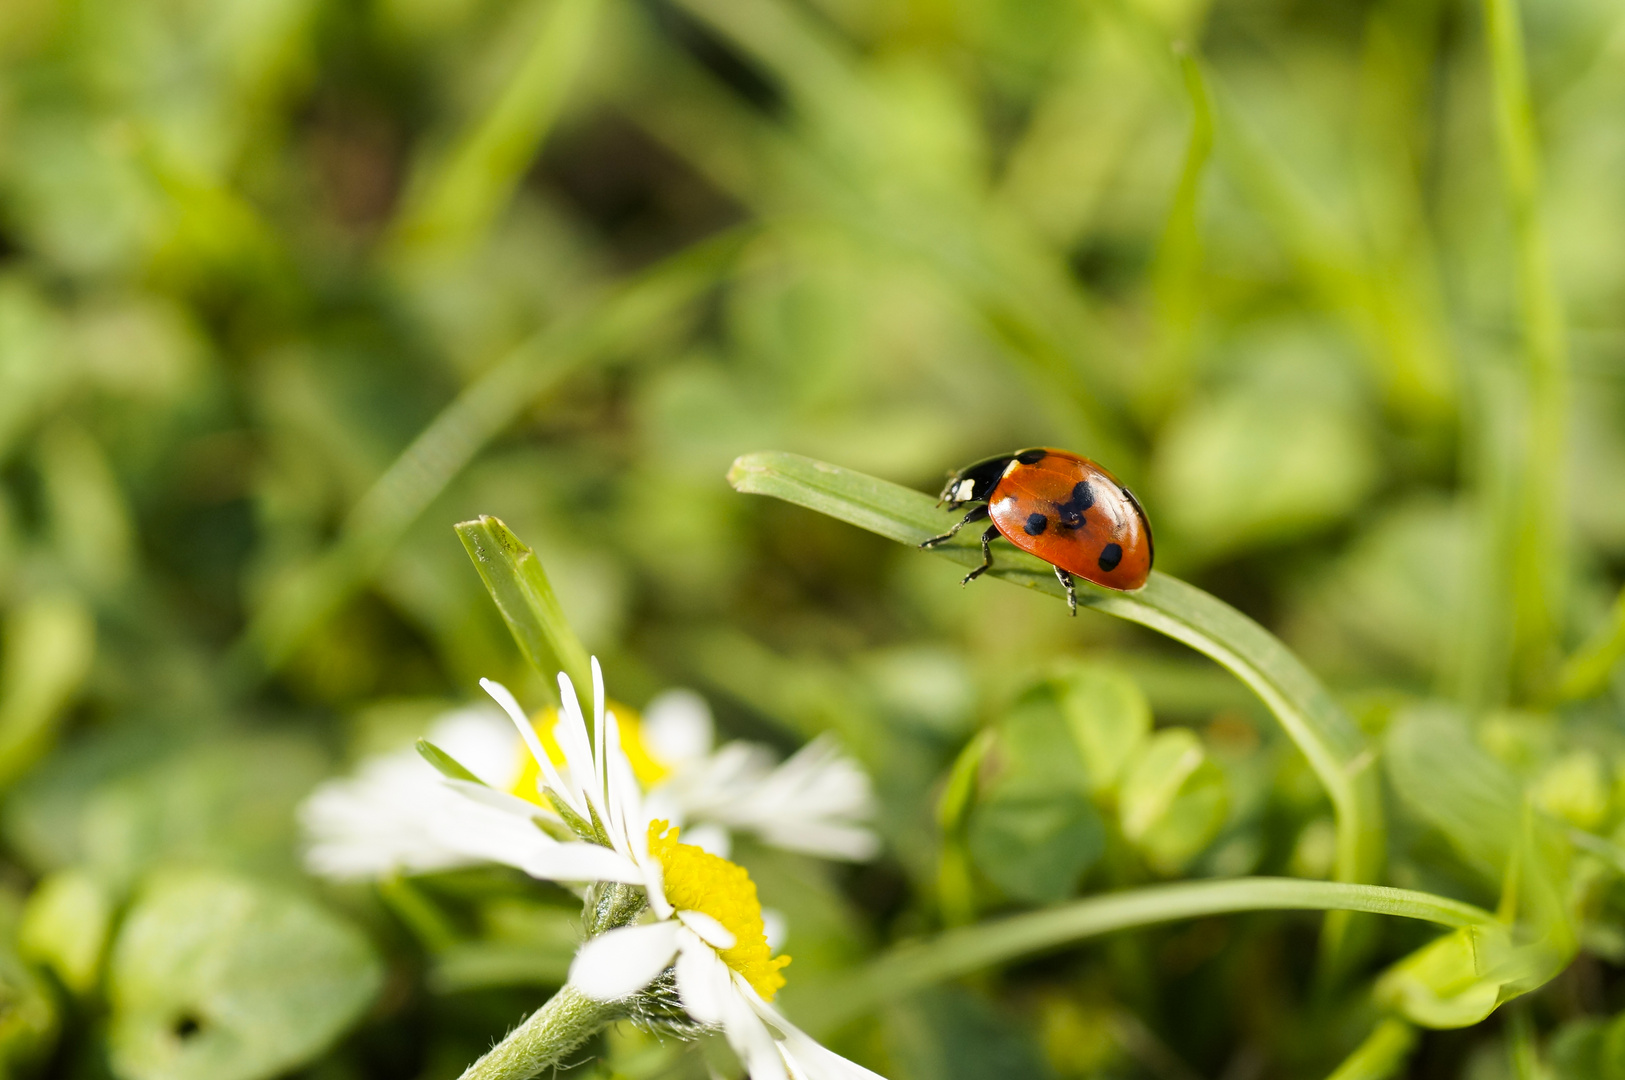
[756,821,880,862]
[593,657,608,802]
[676,909,737,950]
[480,678,585,819]
[519,842,645,884]
[673,931,731,1024]
[555,672,608,823]
[723,980,789,1080]
[429,708,526,787]
[568,921,681,1001]
[776,1029,889,1080]
[480,679,547,767]
[762,908,788,952]
[681,822,732,858]
[642,689,715,763]
[440,778,556,821]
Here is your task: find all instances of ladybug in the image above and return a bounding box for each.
[921,448,1153,613]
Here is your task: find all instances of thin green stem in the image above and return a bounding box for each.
[1482,0,1569,695]
[1554,585,1625,701]
[1506,1002,1541,1080]
[794,878,1492,1034]
[1325,1017,1416,1080]
[457,985,623,1080]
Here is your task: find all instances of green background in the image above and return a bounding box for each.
[1,0,1624,1075]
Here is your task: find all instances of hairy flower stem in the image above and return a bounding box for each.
[585,881,647,935]
[457,986,624,1080]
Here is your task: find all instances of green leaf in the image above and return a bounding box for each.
[1375,929,1502,1029]
[0,591,95,790]
[5,733,327,891]
[1054,663,1151,796]
[1153,388,1378,558]
[1119,729,1230,873]
[1374,922,1565,1030]
[965,680,1106,902]
[456,514,593,701]
[108,870,383,1080]
[1384,706,1521,881]
[0,893,59,1074]
[18,868,112,995]
[966,790,1104,904]
[727,451,1383,907]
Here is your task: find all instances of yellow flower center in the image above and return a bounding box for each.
[647,820,791,1000]
[511,700,669,806]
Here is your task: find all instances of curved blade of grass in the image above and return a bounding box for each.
[792,878,1491,1033]
[454,516,592,702]
[727,452,1385,929]
[230,229,746,684]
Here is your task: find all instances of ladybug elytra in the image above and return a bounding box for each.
[921,448,1154,614]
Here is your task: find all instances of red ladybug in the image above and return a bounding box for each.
[921,448,1153,613]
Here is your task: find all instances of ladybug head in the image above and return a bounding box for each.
[938,452,1025,507]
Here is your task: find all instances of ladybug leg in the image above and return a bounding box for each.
[960,525,1000,585]
[920,504,989,549]
[1054,566,1077,617]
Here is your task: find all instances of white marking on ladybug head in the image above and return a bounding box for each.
[953,479,978,502]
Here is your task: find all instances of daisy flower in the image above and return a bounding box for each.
[437,660,885,1080]
[568,819,884,1080]
[300,676,876,881]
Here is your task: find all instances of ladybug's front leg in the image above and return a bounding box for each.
[1053,566,1077,617]
[920,504,989,549]
[959,524,1001,585]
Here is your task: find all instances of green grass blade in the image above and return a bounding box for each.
[1554,585,1625,701]
[728,451,1384,899]
[1143,51,1213,416]
[454,516,592,701]
[417,739,485,785]
[1482,0,1570,695]
[389,0,600,263]
[1324,1018,1417,1080]
[232,230,746,682]
[793,878,1491,1033]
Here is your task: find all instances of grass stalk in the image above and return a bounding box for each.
[795,878,1491,1033]
[1482,0,1570,695]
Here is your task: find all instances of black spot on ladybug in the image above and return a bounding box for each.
[1023,513,1048,536]
[1055,481,1095,529]
[1098,543,1123,572]
[1015,449,1048,464]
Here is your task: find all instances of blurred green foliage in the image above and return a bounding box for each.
[1,0,1624,1075]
